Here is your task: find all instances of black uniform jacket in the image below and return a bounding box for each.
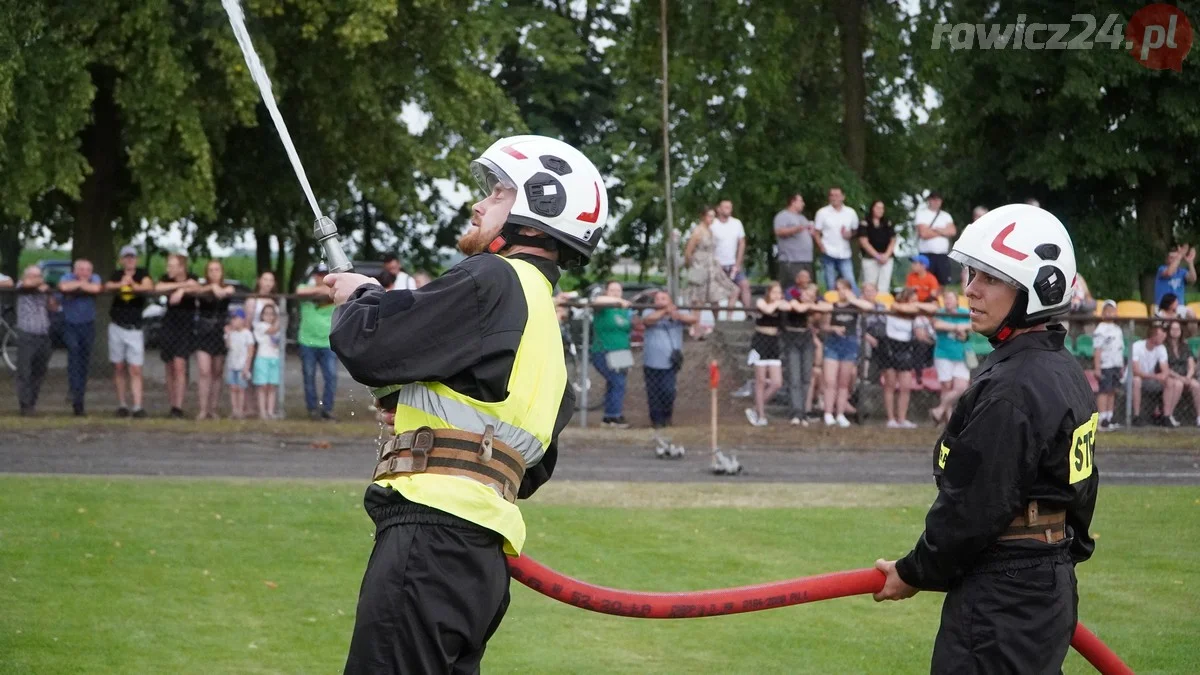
[329,253,574,498]
[896,326,1100,591]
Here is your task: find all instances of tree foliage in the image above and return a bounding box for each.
[0,0,519,283]
[594,0,926,281]
[2,0,1198,301]
[914,0,1200,299]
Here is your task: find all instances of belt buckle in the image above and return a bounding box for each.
[410,427,434,472]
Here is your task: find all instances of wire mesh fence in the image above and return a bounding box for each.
[564,302,1200,433]
[0,287,324,420]
[4,286,1199,432]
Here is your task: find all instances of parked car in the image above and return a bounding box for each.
[36,259,74,287]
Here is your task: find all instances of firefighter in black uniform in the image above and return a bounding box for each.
[873,203,1100,674]
[323,135,608,674]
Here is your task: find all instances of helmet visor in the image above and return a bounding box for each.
[949,250,1023,291]
[470,158,517,195]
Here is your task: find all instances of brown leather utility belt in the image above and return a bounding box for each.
[998,500,1067,544]
[373,426,526,503]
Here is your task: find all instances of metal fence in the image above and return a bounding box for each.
[5,286,1199,433]
[1,288,325,419]
[564,303,1200,433]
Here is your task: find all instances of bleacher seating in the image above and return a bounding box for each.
[1116,301,1149,318]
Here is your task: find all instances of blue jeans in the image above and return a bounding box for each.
[300,345,337,413]
[820,254,859,294]
[63,322,94,407]
[643,367,677,427]
[590,351,627,418]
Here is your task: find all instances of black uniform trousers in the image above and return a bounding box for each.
[344,488,511,675]
[931,552,1078,675]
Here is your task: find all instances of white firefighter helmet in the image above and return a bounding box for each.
[949,203,1077,338]
[470,135,608,266]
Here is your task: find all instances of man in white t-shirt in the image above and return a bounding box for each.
[915,192,957,286]
[813,186,859,294]
[1130,322,1183,427]
[711,199,751,310]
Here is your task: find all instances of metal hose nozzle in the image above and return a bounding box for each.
[314,216,353,273]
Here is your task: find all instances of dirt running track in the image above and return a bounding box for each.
[0,429,1197,486]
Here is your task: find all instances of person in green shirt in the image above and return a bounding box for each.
[929,289,972,424]
[296,263,338,420]
[590,281,635,427]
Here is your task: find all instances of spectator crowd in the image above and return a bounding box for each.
[3,197,1199,432]
[570,190,1200,432]
[3,249,433,422]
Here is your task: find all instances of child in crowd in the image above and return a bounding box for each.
[905,254,940,302]
[1092,300,1125,430]
[225,308,256,419]
[253,303,283,419]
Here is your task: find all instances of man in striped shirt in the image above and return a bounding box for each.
[15,265,56,416]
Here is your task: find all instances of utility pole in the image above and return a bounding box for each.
[660,0,677,300]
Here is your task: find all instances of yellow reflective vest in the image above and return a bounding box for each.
[378,256,566,554]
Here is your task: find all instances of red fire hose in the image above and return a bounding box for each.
[508,555,1133,674]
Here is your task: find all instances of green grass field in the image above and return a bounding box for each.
[0,478,1196,674]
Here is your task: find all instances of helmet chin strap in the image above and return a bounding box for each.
[986,290,1046,344]
[487,221,559,255]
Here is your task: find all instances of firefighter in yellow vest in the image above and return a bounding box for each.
[324,135,607,674]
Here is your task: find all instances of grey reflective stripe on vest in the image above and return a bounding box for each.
[395,383,545,464]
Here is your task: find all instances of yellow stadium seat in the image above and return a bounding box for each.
[1115,300,1149,319]
[876,292,895,308]
[1094,301,1106,316]
[1188,302,1200,318]
[958,296,970,309]
[824,290,839,303]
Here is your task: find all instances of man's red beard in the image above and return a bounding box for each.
[457,220,495,255]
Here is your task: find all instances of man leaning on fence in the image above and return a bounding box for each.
[642,291,698,428]
[296,263,339,421]
[104,245,153,418]
[15,266,56,416]
[58,259,103,416]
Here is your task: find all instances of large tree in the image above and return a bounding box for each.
[0,0,521,285]
[597,0,923,281]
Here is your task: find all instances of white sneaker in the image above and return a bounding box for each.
[745,408,759,426]
[756,416,769,427]
[836,414,851,428]
[1195,417,1200,428]
[886,420,900,429]
[824,413,836,426]
[790,416,801,426]
[900,420,918,429]
[732,382,754,398]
